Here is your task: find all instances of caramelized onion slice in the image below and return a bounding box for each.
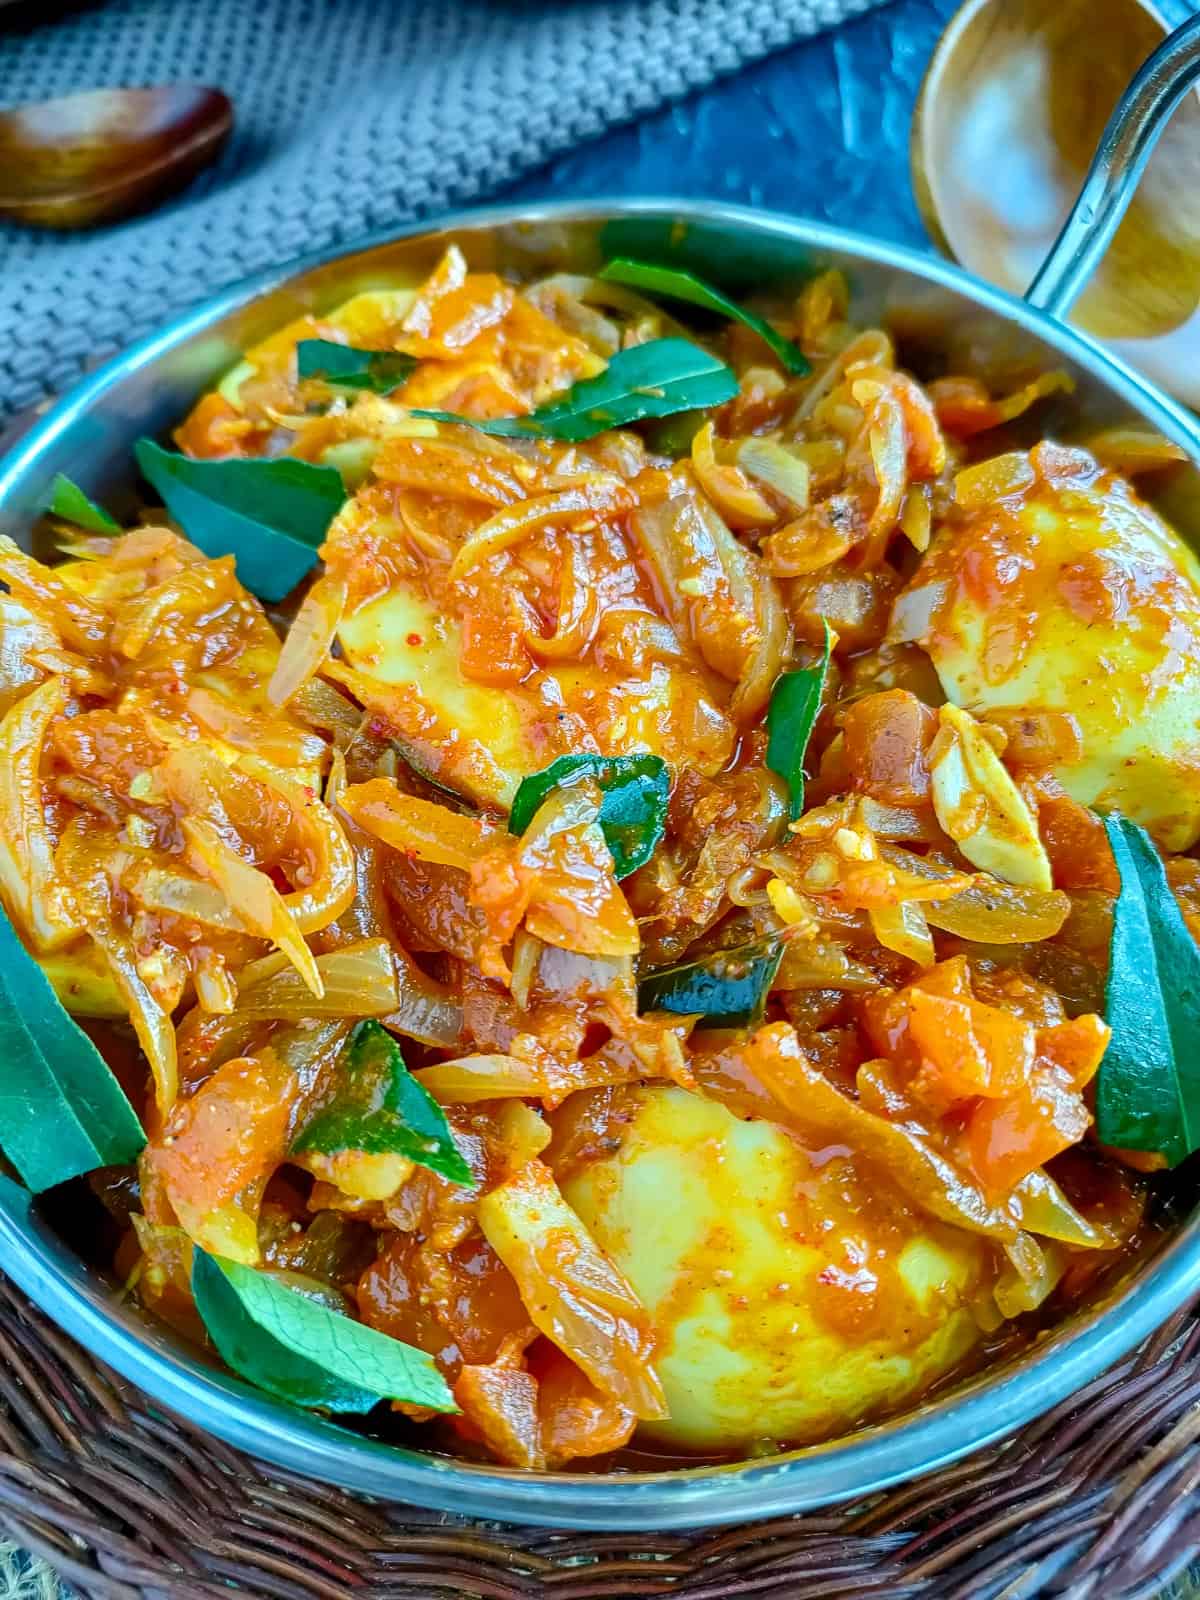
[414,1050,643,1107]
[383,946,463,1049]
[183,817,323,999]
[881,847,1071,944]
[235,938,398,1021]
[342,780,496,870]
[478,1159,667,1420]
[699,1022,1026,1247]
[236,755,356,934]
[1012,1168,1128,1250]
[268,575,347,707]
[0,677,81,951]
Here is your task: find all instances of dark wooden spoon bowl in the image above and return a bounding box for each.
[0,84,233,229]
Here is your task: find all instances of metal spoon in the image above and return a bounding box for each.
[0,85,233,230]
[912,0,1200,404]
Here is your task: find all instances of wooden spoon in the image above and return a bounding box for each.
[0,85,233,229]
[911,0,1200,400]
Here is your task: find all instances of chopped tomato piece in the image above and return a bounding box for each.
[173,392,261,459]
[459,606,533,687]
[907,989,1035,1106]
[1034,788,1120,893]
[1037,1014,1110,1088]
[142,1052,297,1257]
[534,1345,636,1467]
[963,1067,1090,1198]
[841,689,938,806]
[453,1363,544,1469]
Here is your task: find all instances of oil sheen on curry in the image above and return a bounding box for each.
[1,245,1198,1471]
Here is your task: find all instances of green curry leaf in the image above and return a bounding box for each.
[599,257,810,375]
[765,621,832,819]
[295,339,417,395]
[1097,814,1200,1165]
[134,440,345,604]
[414,339,738,442]
[509,753,669,879]
[46,474,121,535]
[0,910,145,1192]
[637,938,784,1029]
[192,1249,456,1413]
[291,1020,473,1186]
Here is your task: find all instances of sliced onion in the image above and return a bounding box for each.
[899,483,933,553]
[291,678,364,749]
[268,576,347,707]
[0,676,81,951]
[193,950,237,1014]
[794,330,894,422]
[714,1022,1028,1249]
[529,271,686,325]
[535,945,634,1003]
[112,565,235,661]
[186,687,328,771]
[373,433,526,508]
[691,423,775,528]
[517,784,640,959]
[478,1159,667,1421]
[852,378,907,548]
[1012,1168,1125,1249]
[236,755,356,933]
[450,480,632,582]
[1086,427,1188,475]
[383,945,464,1048]
[125,860,247,933]
[91,915,178,1113]
[414,1054,557,1103]
[628,499,694,639]
[954,451,1036,511]
[869,900,934,967]
[736,437,812,511]
[856,798,943,843]
[509,929,541,1010]
[729,556,790,725]
[342,778,496,869]
[55,823,176,1111]
[524,534,601,660]
[776,936,877,991]
[0,595,59,715]
[183,817,323,998]
[0,537,108,654]
[235,939,398,1023]
[996,1238,1065,1318]
[177,998,351,1095]
[922,878,1071,943]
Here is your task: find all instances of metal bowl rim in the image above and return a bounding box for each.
[1,195,1197,1531]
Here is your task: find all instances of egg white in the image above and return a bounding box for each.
[555,1085,991,1452]
[919,468,1200,851]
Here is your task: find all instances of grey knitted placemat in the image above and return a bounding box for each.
[0,0,889,421]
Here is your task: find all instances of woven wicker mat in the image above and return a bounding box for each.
[0,1268,1197,1599]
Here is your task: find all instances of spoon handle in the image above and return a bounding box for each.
[1025,11,1200,319]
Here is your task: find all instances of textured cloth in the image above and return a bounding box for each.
[0,0,887,420]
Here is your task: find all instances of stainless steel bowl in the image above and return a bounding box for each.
[1,192,1200,1529]
[10,10,1200,1515]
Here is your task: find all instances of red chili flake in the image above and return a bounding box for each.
[304,785,316,801]
[406,632,423,647]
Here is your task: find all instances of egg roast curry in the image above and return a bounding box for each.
[0,249,1197,1471]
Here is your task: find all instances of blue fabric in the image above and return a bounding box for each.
[508,0,956,250]
[0,0,893,420]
